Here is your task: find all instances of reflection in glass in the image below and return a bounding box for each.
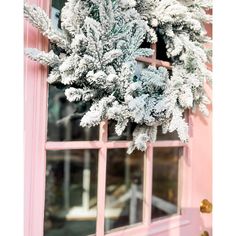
[105,149,144,232]
[156,127,179,140]
[155,30,170,62]
[108,120,136,141]
[151,147,181,220]
[135,60,149,78]
[44,150,98,236]
[108,122,179,141]
[47,86,99,141]
[48,0,99,142]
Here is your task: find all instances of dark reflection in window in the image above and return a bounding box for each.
[156,127,179,141]
[51,0,65,29]
[156,30,170,62]
[108,120,136,141]
[105,149,144,232]
[47,85,99,141]
[151,147,181,220]
[140,38,151,50]
[108,121,179,141]
[44,149,98,236]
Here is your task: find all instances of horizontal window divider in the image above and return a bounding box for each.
[104,215,190,236]
[151,140,186,147]
[105,141,131,149]
[45,140,185,150]
[136,57,172,70]
[148,216,191,236]
[45,141,103,150]
[104,224,146,236]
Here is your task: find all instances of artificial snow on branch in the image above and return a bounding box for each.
[25,49,61,67]
[24,0,212,153]
[24,2,69,50]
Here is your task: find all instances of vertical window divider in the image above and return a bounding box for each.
[100,120,108,142]
[143,143,153,226]
[143,42,156,227]
[96,121,108,236]
[151,42,157,62]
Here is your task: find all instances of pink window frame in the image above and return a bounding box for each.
[24,1,194,236]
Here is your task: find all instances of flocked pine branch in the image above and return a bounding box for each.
[24,2,69,50]
[60,0,91,35]
[25,48,61,67]
[24,0,212,153]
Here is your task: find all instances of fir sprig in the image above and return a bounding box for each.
[24,0,212,153]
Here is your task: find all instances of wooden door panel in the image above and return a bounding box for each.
[24,1,212,236]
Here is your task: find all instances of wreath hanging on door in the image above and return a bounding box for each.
[24,0,212,153]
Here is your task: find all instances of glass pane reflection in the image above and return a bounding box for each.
[44,150,98,236]
[49,0,99,142]
[105,149,144,232]
[47,85,99,141]
[108,122,179,141]
[156,127,179,140]
[108,120,136,141]
[151,147,181,220]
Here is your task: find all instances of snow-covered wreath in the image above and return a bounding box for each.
[24,0,212,153]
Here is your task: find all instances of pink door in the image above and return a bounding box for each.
[24,1,212,236]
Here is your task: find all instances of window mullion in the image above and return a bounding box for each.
[151,43,157,62]
[96,147,107,236]
[143,144,153,226]
[100,120,108,142]
[96,121,108,236]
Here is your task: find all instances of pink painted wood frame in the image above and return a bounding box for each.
[24,0,212,235]
[24,8,191,236]
[44,132,188,236]
[24,0,49,236]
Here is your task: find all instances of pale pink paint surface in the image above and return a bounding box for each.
[24,0,212,235]
[24,1,49,236]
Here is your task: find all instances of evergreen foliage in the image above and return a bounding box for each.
[24,0,212,153]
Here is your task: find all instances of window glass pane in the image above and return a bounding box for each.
[51,0,66,29]
[108,123,179,141]
[156,127,179,140]
[140,39,151,50]
[156,31,170,62]
[105,149,144,232]
[151,147,181,220]
[47,86,99,141]
[44,149,98,236]
[108,120,136,141]
[48,0,99,141]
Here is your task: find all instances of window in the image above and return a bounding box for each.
[42,2,186,236]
